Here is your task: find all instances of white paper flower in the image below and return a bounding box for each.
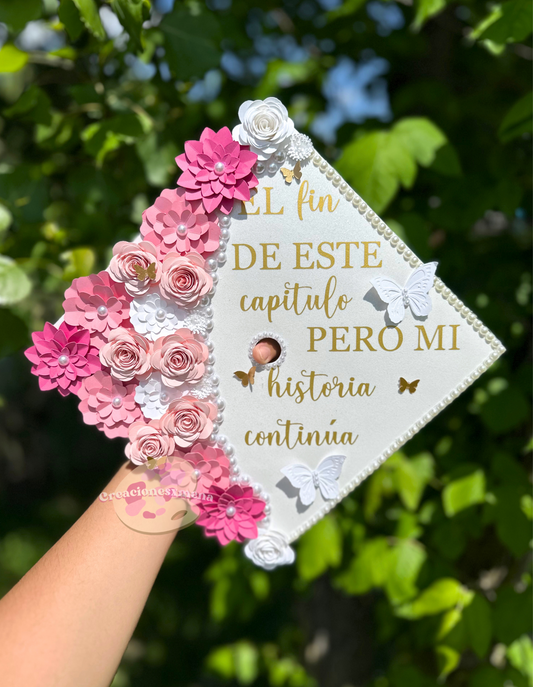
[130,289,187,341]
[233,97,295,161]
[188,377,217,400]
[287,132,314,162]
[244,531,295,570]
[183,308,212,337]
[135,372,183,419]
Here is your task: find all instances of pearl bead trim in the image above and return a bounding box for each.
[285,149,506,545]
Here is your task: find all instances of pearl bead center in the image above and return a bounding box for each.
[97,305,108,316]
[177,224,187,235]
[58,354,69,366]
[112,397,122,408]
[225,505,236,518]
[214,161,225,175]
[156,308,166,321]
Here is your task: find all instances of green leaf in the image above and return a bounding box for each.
[71,0,106,41]
[396,452,434,512]
[493,585,533,644]
[0,308,28,358]
[430,143,462,177]
[58,0,85,41]
[0,0,42,31]
[136,132,179,187]
[161,7,222,80]
[60,248,95,280]
[297,516,342,581]
[3,85,52,126]
[385,539,427,605]
[396,578,473,619]
[0,256,32,305]
[335,537,391,594]
[520,494,533,520]
[82,113,147,165]
[0,204,13,236]
[436,645,460,679]
[481,387,530,434]
[110,0,151,52]
[507,635,533,683]
[463,593,492,658]
[492,486,531,557]
[0,44,28,73]
[499,93,533,143]
[476,0,533,45]
[336,118,447,213]
[206,643,259,685]
[413,0,446,30]
[442,469,486,517]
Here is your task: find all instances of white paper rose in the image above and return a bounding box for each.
[244,531,295,570]
[233,97,295,161]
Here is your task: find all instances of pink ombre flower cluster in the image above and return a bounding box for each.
[25,124,265,549]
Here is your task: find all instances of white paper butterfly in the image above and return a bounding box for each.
[281,455,346,506]
[371,261,438,325]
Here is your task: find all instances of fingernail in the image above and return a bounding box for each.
[252,341,279,365]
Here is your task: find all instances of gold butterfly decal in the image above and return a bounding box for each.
[280,160,302,184]
[134,262,157,281]
[146,455,168,470]
[399,377,420,394]
[234,366,256,388]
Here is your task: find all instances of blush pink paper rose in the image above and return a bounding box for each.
[108,241,162,297]
[78,370,142,438]
[196,484,266,545]
[140,187,221,258]
[159,252,212,308]
[151,329,208,388]
[25,322,100,397]
[176,126,258,215]
[99,327,152,382]
[63,271,131,349]
[125,420,175,466]
[160,397,216,449]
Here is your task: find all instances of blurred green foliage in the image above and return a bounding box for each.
[0,0,530,686]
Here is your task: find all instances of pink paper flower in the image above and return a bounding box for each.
[196,484,266,545]
[108,241,162,297]
[159,252,212,308]
[176,126,258,215]
[160,397,216,449]
[151,329,208,388]
[63,271,131,349]
[168,443,231,494]
[25,322,100,397]
[78,370,142,438]
[125,419,175,466]
[99,327,152,382]
[140,188,221,258]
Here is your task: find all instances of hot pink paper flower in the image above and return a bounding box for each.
[25,322,100,397]
[99,327,152,382]
[176,126,258,215]
[125,419,175,466]
[78,370,142,438]
[160,397,216,449]
[196,484,266,545]
[108,241,162,297]
[151,329,208,388]
[140,188,221,258]
[167,443,231,494]
[159,252,212,308]
[63,271,131,349]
